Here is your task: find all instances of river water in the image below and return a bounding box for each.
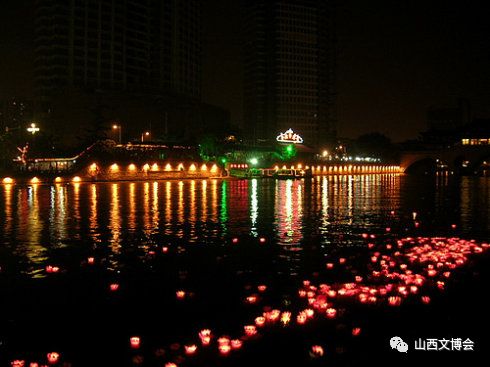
[0,175,489,366]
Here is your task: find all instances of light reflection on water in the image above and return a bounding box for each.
[0,175,489,276]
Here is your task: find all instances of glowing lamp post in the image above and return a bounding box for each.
[141,131,150,142]
[112,124,122,144]
[27,123,40,135]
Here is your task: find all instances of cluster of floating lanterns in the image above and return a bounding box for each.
[10,223,489,366]
[120,231,487,366]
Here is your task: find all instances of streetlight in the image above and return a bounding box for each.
[27,123,40,135]
[112,124,122,144]
[141,131,150,142]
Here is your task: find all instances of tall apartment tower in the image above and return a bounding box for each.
[243,0,336,148]
[34,0,201,143]
[35,0,201,98]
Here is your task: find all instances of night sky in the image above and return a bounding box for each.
[2,0,489,141]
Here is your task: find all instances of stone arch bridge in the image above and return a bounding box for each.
[400,145,490,173]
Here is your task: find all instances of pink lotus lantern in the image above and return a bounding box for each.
[244,325,257,336]
[326,308,337,319]
[310,345,324,357]
[130,337,141,349]
[231,339,243,349]
[46,352,60,364]
[352,327,362,336]
[184,345,197,355]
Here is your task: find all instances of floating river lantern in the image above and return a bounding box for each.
[388,296,402,306]
[232,238,239,244]
[244,325,257,336]
[231,339,243,349]
[281,312,291,325]
[246,295,257,304]
[257,285,267,292]
[185,345,197,355]
[326,263,334,269]
[352,327,362,336]
[421,296,431,304]
[199,329,212,345]
[176,290,186,300]
[326,308,337,319]
[130,337,141,349]
[164,363,177,367]
[259,237,266,243]
[11,360,25,367]
[310,345,324,358]
[255,316,266,327]
[87,257,95,265]
[296,312,307,325]
[47,352,60,364]
[219,344,231,355]
[110,283,119,291]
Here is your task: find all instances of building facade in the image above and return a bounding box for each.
[243,0,336,148]
[34,0,202,145]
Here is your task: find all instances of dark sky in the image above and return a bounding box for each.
[2,1,489,142]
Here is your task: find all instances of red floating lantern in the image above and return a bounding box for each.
[110,283,119,291]
[326,308,337,319]
[199,329,212,345]
[296,313,307,325]
[421,296,431,304]
[257,285,267,292]
[385,227,391,232]
[310,345,324,358]
[451,224,457,229]
[388,296,402,306]
[339,257,346,264]
[46,352,60,364]
[162,246,169,253]
[165,363,177,367]
[219,344,231,355]
[231,339,243,349]
[11,360,25,367]
[176,290,186,300]
[184,345,197,355]
[326,263,334,269]
[244,325,257,336]
[232,238,239,244]
[130,336,141,349]
[246,295,257,304]
[255,316,266,327]
[29,363,39,367]
[352,327,362,336]
[281,311,291,325]
[87,257,95,265]
[259,237,266,243]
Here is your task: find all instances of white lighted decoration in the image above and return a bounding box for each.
[276,128,303,144]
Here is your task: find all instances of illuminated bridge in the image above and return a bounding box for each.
[400,144,490,174]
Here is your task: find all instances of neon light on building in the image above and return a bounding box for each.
[276,128,304,144]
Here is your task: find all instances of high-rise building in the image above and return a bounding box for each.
[243,0,336,148]
[34,0,202,144]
